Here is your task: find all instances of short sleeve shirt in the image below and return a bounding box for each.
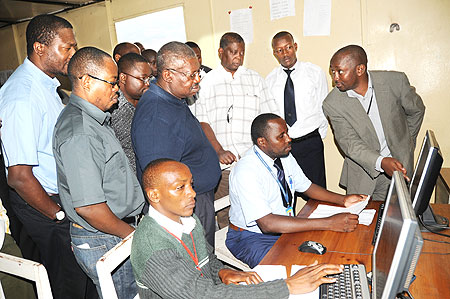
[229,145,311,233]
[0,58,63,193]
[196,65,279,157]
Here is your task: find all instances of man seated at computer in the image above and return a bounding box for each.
[226,113,368,268]
[130,158,344,298]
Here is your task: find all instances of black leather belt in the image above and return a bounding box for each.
[291,128,320,143]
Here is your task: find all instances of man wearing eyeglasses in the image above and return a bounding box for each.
[0,14,97,299]
[53,47,145,299]
[131,42,221,247]
[111,53,151,173]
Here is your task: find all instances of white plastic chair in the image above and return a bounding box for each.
[214,195,251,271]
[95,231,139,299]
[0,251,53,299]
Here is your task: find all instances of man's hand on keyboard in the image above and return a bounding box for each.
[285,261,344,295]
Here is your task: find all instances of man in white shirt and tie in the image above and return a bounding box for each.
[266,31,328,201]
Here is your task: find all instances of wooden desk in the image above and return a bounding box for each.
[260,202,450,298]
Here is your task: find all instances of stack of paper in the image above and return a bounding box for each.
[308,197,376,226]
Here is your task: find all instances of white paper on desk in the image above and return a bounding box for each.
[308,198,376,226]
[251,265,318,299]
[359,209,376,226]
[230,8,253,44]
[309,198,369,218]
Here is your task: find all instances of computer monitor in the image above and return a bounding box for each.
[409,130,448,230]
[372,171,423,299]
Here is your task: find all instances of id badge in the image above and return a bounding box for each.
[286,206,293,216]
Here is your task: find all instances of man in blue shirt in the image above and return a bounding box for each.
[132,42,221,247]
[0,14,95,299]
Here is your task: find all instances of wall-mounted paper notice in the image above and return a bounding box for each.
[230,8,253,44]
[303,0,331,36]
[270,0,295,21]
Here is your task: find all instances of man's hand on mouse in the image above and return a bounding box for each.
[285,261,343,294]
[328,213,359,232]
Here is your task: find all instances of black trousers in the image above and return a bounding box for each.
[290,131,327,201]
[8,190,98,299]
[193,189,215,247]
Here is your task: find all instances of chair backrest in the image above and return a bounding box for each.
[214,195,251,271]
[0,252,53,299]
[96,231,137,299]
[214,194,231,213]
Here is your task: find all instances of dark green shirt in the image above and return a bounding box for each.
[53,94,145,232]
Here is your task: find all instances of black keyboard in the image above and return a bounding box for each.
[319,264,370,299]
[371,203,385,245]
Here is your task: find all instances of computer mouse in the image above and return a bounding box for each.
[298,241,327,255]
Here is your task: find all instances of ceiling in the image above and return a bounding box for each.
[0,0,103,29]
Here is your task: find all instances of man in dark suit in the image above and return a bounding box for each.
[323,45,425,201]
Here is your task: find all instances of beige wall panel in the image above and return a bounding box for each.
[0,26,19,70]
[363,0,450,168]
[60,3,112,54]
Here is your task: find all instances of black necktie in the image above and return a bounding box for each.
[273,158,292,208]
[284,69,296,126]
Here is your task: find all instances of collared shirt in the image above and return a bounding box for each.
[132,83,221,194]
[265,60,328,139]
[148,205,196,239]
[229,145,311,233]
[0,58,63,193]
[196,65,279,158]
[346,72,391,171]
[53,94,145,232]
[110,90,137,173]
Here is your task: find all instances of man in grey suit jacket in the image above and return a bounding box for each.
[323,45,425,201]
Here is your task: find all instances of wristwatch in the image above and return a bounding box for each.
[55,210,66,221]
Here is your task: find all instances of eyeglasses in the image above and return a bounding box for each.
[122,72,151,85]
[85,74,119,87]
[166,68,201,80]
[227,105,233,123]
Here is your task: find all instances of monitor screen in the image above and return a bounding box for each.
[372,172,423,299]
[409,130,443,217]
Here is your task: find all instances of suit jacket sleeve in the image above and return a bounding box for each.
[323,94,381,179]
[397,72,425,147]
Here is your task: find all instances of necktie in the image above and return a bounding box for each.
[273,158,292,208]
[284,69,296,126]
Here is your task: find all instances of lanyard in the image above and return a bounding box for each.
[253,147,292,211]
[161,227,203,276]
[366,90,374,115]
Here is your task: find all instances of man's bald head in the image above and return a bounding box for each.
[68,46,111,88]
[156,41,196,77]
[113,42,140,63]
[142,158,184,191]
[331,45,367,69]
[117,52,149,74]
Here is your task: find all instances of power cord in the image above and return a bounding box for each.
[420,217,450,238]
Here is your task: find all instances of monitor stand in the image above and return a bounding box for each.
[419,205,449,232]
